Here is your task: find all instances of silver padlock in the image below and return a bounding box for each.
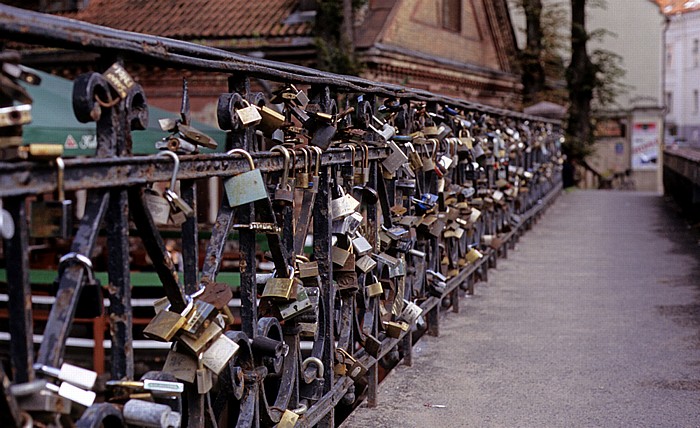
[235,100,262,127]
[224,149,269,207]
[144,187,171,226]
[351,234,373,256]
[157,150,194,219]
[382,140,409,174]
[34,362,97,390]
[400,299,423,324]
[355,255,377,273]
[0,199,14,240]
[369,115,396,141]
[330,187,360,220]
[271,145,294,204]
[201,333,240,375]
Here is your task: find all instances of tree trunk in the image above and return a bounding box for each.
[520,0,545,105]
[566,0,596,156]
[341,0,354,50]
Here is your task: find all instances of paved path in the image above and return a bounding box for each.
[342,191,700,427]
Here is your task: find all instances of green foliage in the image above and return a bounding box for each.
[313,0,365,76]
[314,37,364,76]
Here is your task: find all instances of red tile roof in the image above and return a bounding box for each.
[655,0,700,15]
[63,0,312,40]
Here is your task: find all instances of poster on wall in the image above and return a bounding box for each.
[631,122,659,170]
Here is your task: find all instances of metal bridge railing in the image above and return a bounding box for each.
[0,5,563,428]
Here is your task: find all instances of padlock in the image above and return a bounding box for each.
[0,199,15,240]
[224,149,269,207]
[354,144,370,185]
[162,345,198,383]
[181,298,217,336]
[332,211,363,235]
[10,379,71,415]
[153,296,170,315]
[330,187,360,220]
[331,241,352,267]
[382,140,408,174]
[33,362,97,391]
[340,144,357,186]
[30,157,72,239]
[271,145,294,204]
[298,260,320,279]
[194,355,213,395]
[335,348,367,383]
[262,269,298,300]
[235,100,262,127]
[255,104,285,136]
[198,281,233,310]
[466,247,483,264]
[157,151,194,220]
[469,208,482,223]
[295,147,311,188]
[102,62,136,99]
[44,381,95,407]
[143,297,194,342]
[179,318,224,354]
[123,399,182,428]
[422,139,437,172]
[335,258,358,293]
[201,333,240,375]
[278,410,300,428]
[178,123,218,149]
[351,234,373,256]
[366,276,384,298]
[57,252,103,319]
[383,320,409,338]
[407,142,423,171]
[369,115,395,141]
[355,255,377,273]
[144,187,171,226]
[279,283,313,320]
[400,299,423,324]
[388,257,407,278]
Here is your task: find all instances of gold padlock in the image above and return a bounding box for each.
[142,299,193,342]
[262,271,298,301]
[466,248,483,264]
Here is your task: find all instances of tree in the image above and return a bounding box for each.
[518,0,546,104]
[314,0,365,76]
[565,0,597,159]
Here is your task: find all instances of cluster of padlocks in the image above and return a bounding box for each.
[0,7,563,428]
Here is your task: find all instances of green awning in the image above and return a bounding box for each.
[21,70,227,156]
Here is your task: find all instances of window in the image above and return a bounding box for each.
[694,90,699,115]
[442,0,461,33]
[666,92,673,114]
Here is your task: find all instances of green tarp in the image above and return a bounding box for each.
[21,70,227,156]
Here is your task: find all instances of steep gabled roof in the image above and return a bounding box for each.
[62,0,311,40]
[655,0,700,15]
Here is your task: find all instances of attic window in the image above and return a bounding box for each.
[442,0,461,33]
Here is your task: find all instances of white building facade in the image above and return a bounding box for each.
[664,4,700,145]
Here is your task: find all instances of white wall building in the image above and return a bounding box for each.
[663,1,700,145]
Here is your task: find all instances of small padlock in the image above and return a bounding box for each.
[178,123,218,150]
[400,299,423,324]
[256,104,286,135]
[295,147,311,189]
[162,345,198,383]
[224,149,269,207]
[33,362,97,391]
[466,247,483,264]
[298,260,320,279]
[195,355,213,394]
[198,281,233,310]
[407,142,423,172]
[158,151,194,221]
[30,157,72,239]
[421,139,437,172]
[382,140,408,174]
[144,187,171,226]
[330,187,360,220]
[271,145,294,204]
[334,253,358,292]
[351,234,373,256]
[278,409,300,428]
[354,144,370,185]
[383,320,409,338]
[366,276,384,298]
[235,100,262,127]
[262,269,298,301]
[143,297,194,342]
[278,283,313,320]
[355,255,377,273]
[181,298,217,336]
[178,316,224,354]
[340,144,357,186]
[201,333,240,375]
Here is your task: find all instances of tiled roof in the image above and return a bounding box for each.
[655,0,700,15]
[63,0,312,40]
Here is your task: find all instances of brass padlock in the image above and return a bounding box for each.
[201,333,240,375]
[224,149,269,207]
[298,260,320,278]
[383,320,409,338]
[162,345,197,383]
[142,298,194,342]
[271,145,294,204]
[179,319,223,354]
[278,409,300,428]
[262,270,298,301]
[407,142,423,171]
[195,354,213,394]
[354,144,370,185]
[178,123,218,149]
[235,100,262,127]
[295,147,311,189]
[30,157,72,239]
[366,276,384,298]
[256,104,285,136]
[466,247,483,264]
[355,255,377,273]
[422,139,437,172]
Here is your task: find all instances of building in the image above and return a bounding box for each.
[13,0,523,122]
[658,0,700,146]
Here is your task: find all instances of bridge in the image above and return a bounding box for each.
[0,5,699,428]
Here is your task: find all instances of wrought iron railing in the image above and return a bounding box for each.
[0,5,563,427]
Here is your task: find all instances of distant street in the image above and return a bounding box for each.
[343,191,700,427]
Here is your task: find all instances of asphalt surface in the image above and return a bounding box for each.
[342,191,700,427]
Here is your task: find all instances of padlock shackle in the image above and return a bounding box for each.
[55,157,66,202]
[270,145,291,190]
[225,148,256,171]
[311,146,322,176]
[58,252,96,285]
[341,143,355,167]
[156,150,180,190]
